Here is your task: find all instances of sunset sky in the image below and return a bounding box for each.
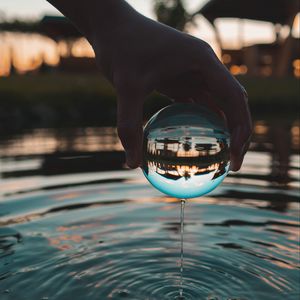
[0,0,285,45]
[0,0,155,19]
[0,0,299,76]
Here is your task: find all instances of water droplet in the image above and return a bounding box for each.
[207,296,220,300]
[117,289,130,297]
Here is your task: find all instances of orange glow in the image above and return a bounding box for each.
[272,261,296,270]
[57,224,96,232]
[71,38,95,57]
[0,127,122,157]
[222,54,232,64]
[176,165,198,177]
[54,192,84,201]
[160,205,177,211]
[162,197,178,203]
[230,65,240,75]
[254,121,269,135]
[0,15,298,77]
[291,123,300,148]
[57,244,73,251]
[294,69,300,78]
[293,59,300,78]
[261,66,272,77]
[0,47,10,77]
[240,65,248,74]
[0,32,94,76]
[291,125,299,136]
[292,13,300,38]
[48,229,87,251]
[49,238,60,246]
[293,59,300,69]
[6,33,59,73]
[177,148,203,157]
[57,41,70,57]
[230,64,248,75]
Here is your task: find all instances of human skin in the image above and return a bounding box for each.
[47,0,252,171]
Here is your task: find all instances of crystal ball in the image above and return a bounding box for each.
[142,103,230,199]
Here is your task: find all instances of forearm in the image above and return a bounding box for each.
[47,0,139,43]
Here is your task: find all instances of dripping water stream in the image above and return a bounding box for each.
[177,199,186,299]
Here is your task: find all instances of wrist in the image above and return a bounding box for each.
[87,0,140,45]
[47,0,140,46]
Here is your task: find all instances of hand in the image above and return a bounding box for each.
[91,13,252,171]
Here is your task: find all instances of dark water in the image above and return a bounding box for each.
[0,123,299,300]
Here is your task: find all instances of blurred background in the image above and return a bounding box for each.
[0,0,299,182]
[0,2,299,299]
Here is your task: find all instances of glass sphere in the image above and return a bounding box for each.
[142,103,230,199]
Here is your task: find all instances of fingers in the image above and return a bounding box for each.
[194,91,225,118]
[196,45,252,171]
[194,93,250,171]
[117,90,144,169]
[174,97,194,103]
[194,92,251,172]
[226,89,252,171]
[229,123,252,171]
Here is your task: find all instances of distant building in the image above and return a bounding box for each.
[198,0,300,77]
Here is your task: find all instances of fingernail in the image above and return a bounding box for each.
[229,157,241,172]
[126,150,138,169]
[126,156,134,168]
[229,162,236,172]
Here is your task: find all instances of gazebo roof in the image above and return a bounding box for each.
[198,0,299,25]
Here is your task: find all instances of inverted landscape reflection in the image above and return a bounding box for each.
[143,129,230,199]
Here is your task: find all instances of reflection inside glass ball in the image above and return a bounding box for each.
[142,103,230,199]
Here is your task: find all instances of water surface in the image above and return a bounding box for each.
[0,125,299,300]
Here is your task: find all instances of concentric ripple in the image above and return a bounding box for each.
[1,184,299,300]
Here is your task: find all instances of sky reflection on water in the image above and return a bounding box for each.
[0,122,299,300]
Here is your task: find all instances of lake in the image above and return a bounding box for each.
[0,121,299,300]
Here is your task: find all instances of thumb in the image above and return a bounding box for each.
[117,90,144,169]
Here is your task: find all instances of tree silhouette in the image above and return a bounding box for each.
[153,0,191,31]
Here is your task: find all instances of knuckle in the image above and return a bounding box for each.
[197,39,213,52]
